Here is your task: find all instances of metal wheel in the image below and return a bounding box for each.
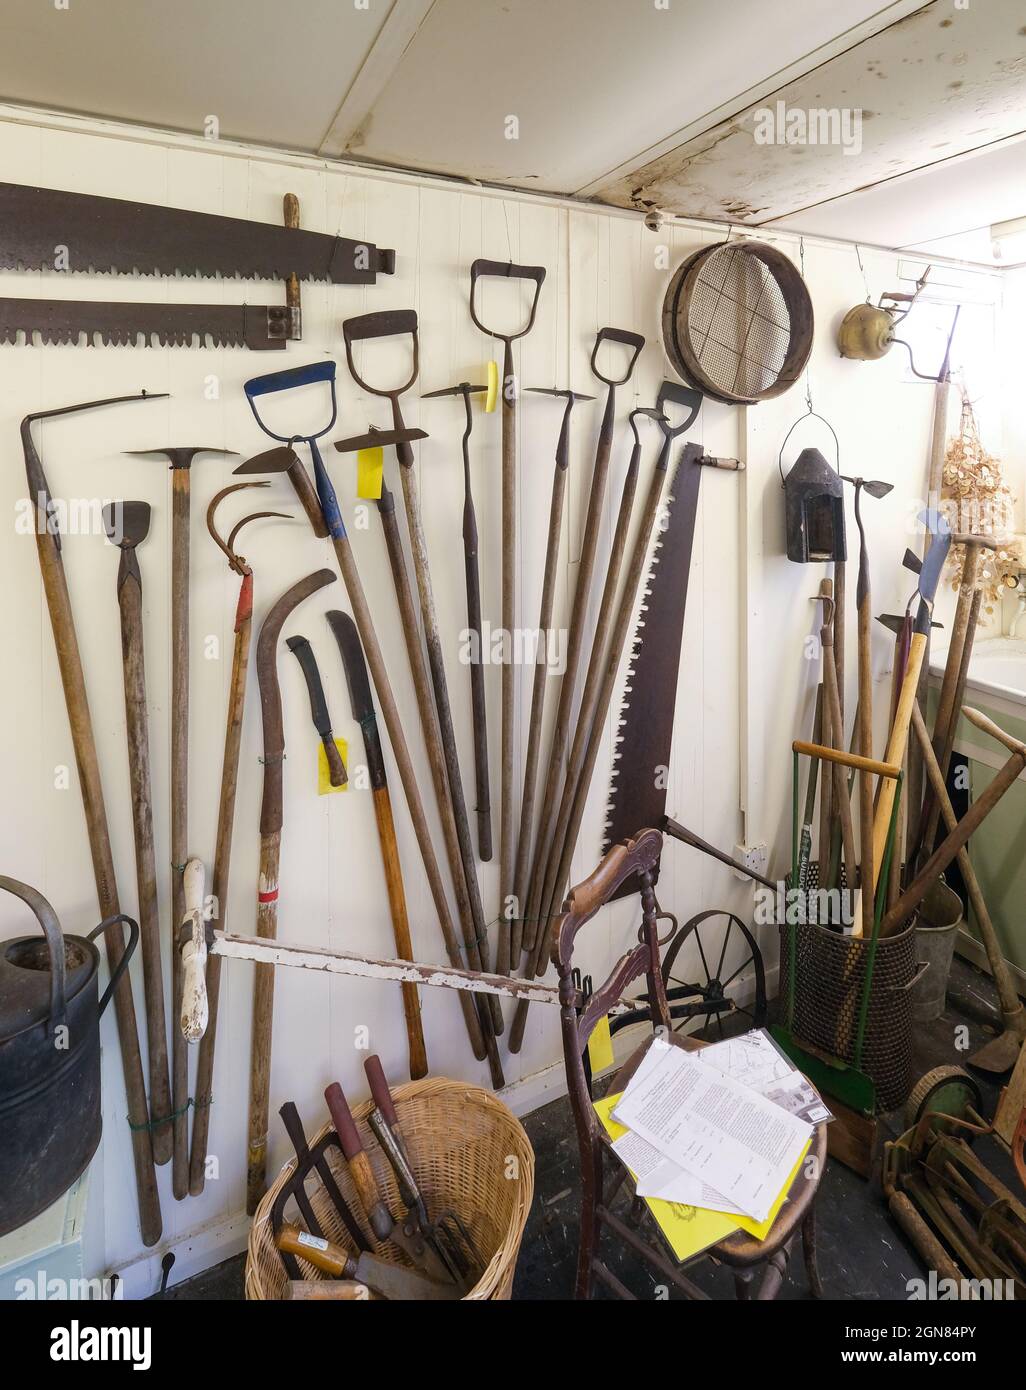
[660,910,767,1039]
[904,1065,982,1133]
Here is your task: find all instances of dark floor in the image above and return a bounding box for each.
[160,955,1015,1301]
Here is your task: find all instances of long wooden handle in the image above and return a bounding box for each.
[499,338,517,980]
[871,629,926,892]
[464,540,492,861]
[246,830,281,1214]
[330,530,490,1070]
[371,785,428,1079]
[963,704,1026,757]
[792,742,900,780]
[189,606,250,1195]
[31,457,161,1247]
[116,571,173,1166]
[169,466,191,1199]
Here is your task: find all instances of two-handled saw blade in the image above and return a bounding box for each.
[602,442,707,898]
[0,182,394,283]
[0,297,290,350]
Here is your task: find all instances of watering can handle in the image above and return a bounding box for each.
[87,914,140,1019]
[244,360,337,399]
[0,875,67,1033]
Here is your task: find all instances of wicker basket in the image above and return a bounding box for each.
[245,1076,534,1301]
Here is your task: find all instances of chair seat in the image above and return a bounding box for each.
[602,1032,827,1269]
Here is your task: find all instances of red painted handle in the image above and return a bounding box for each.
[363,1055,398,1128]
[324,1082,363,1160]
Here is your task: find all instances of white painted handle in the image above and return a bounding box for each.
[180,857,208,1043]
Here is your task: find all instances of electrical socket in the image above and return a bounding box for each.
[732,842,768,882]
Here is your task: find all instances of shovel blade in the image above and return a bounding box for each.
[102,499,151,547]
[968,1030,1024,1075]
[234,445,300,475]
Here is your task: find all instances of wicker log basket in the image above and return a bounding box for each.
[246,1076,534,1301]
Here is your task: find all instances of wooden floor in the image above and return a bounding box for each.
[159,955,1016,1301]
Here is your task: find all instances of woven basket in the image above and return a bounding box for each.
[245,1076,534,1301]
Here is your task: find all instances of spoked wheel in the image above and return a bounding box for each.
[661,910,767,1039]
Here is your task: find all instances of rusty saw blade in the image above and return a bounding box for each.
[601,442,706,899]
[0,297,291,350]
[0,182,395,283]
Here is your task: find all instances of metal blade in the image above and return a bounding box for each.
[102,500,151,548]
[234,446,300,475]
[333,426,428,452]
[0,297,289,350]
[423,384,489,397]
[327,610,375,726]
[0,182,394,283]
[602,443,706,898]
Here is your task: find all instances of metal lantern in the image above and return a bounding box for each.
[784,447,847,564]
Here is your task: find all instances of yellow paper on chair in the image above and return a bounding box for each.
[317,737,349,795]
[593,1091,810,1263]
[587,1015,615,1074]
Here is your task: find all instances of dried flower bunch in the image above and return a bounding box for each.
[941,390,1021,616]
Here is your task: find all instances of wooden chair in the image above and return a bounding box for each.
[552,827,826,1301]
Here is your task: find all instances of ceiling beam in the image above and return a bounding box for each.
[317,0,437,157]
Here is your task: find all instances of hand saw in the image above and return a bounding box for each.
[602,447,743,899]
[0,182,395,283]
[0,296,292,350]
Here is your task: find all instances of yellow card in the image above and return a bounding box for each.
[317,737,348,795]
[594,1090,811,1263]
[587,1015,615,1075]
[357,447,383,500]
[484,360,499,413]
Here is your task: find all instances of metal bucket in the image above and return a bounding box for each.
[910,879,963,1023]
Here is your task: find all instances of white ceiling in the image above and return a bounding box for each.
[1,0,1024,264]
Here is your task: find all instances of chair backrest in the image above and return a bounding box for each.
[551,830,671,1139]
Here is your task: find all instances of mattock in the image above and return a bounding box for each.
[341,309,504,1042]
[467,262,547,982]
[127,444,236,1199]
[102,499,172,1166]
[422,380,493,863]
[189,482,291,1196]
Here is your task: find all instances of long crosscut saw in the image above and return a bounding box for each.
[0,182,395,349]
[601,445,759,899]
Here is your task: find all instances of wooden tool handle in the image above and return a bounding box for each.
[285,1280,372,1301]
[286,458,331,539]
[792,740,901,780]
[963,705,1026,758]
[276,1224,353,1279]
[324,1082,393,1242]
[180,857,208,1042]
[322,734,347,786]
[363,1055,399,1129]
[371,786,428,1079]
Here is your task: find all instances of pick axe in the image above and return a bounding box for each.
[126,444,236,1197]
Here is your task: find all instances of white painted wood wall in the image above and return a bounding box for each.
[0,109,1004,1286]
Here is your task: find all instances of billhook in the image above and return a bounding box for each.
[206,481,291,576]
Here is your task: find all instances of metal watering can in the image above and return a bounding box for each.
[0,877,138,1235]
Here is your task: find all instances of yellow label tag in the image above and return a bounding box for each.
[317,737,348,795]
[484,360,499,413]
[587,1014,615,1074]
[357,447,383,500]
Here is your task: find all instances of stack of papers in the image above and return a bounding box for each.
[595,1029,831,1262]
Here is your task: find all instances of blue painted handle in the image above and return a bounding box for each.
[244,360,336,400]
[309,439,346,540]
